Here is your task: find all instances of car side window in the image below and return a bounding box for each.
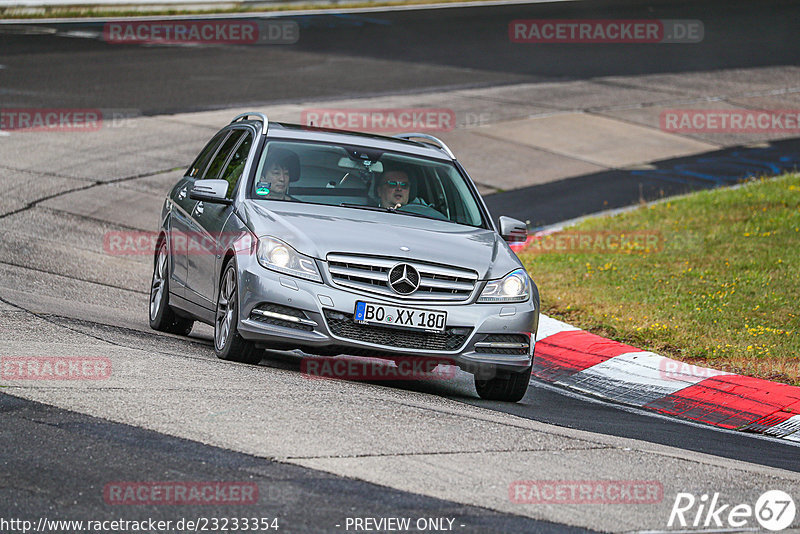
[202,130,245,180]
[219,132,253,198]
[187,131,228,178]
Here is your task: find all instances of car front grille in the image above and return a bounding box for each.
[326,253,478,301]
[474,334,530,355]
[323,309,471,352]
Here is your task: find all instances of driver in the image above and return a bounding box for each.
[376,163,436,211]
[377,168,411,209]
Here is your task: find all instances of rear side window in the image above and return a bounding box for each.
[203,130,246,180]
[187,131,227,178]
[219,132,253,198]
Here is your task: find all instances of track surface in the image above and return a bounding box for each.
[1,0,798,114]
[1,392,585,533]
[2,0,800,532]
[4,0,795,460]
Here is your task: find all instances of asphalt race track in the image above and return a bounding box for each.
[1,0,799,113]
[1,0,800,532]
[0,393,582,534]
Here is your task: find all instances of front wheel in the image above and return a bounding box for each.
[214,262,262,365]
[149,240,194,335]
[474,365,532,402]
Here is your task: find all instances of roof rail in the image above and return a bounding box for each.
[393,133,456,160]
[231,112,269,135]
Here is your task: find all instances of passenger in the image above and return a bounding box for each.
[256,148,300,200]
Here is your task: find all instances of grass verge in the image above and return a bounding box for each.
[519,173,800,385]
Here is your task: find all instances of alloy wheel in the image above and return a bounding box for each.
[215,267,236,350]
[150,243,168,321]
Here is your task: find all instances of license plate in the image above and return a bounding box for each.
[354,301,446,333]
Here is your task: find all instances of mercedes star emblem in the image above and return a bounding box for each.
[388,263,420,295]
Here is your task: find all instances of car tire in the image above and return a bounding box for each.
[149,240,194,336]
[474,364,532,402]
[214,261,263,365]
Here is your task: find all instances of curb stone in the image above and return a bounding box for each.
[509,232,800,441]
[530,311,800,441]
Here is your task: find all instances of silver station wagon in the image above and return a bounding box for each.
[149,112,539,402]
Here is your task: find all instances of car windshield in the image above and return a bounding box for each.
[251,139,486,228]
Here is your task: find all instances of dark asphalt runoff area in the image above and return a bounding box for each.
[1,0,798,114]
[0,392,591,534]
[484,137,800,227]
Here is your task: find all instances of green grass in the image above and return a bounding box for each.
[519,173,800,385]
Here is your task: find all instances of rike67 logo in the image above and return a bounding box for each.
[669,490,796,531]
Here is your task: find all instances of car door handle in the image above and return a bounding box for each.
[195,202,204,215]
[178,186,187,200]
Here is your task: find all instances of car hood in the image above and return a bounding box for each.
[238,201,522,280]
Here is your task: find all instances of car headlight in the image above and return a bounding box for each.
[478,268,530,303]
[257,237,322,283]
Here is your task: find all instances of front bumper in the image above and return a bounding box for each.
[235,257,538,374]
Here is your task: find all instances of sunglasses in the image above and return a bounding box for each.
[383,180,409,188]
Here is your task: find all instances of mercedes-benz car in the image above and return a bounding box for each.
[149,112,539,402]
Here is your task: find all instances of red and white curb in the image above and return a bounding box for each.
[533,315,800,441]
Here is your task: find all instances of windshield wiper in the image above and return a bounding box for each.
[339,202,449,224]
[339,203,393,212]
[389,209,445,222]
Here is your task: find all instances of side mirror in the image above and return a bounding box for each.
[189,179,232,204]
[499,216,527,243]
